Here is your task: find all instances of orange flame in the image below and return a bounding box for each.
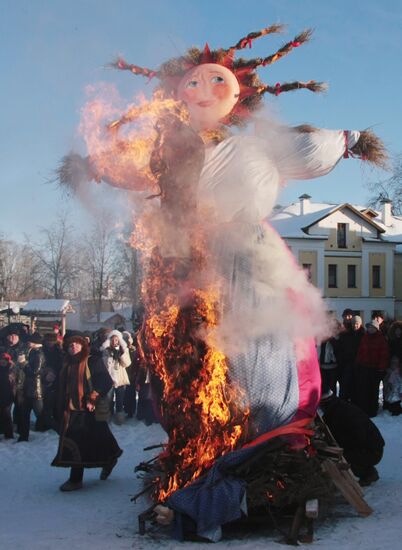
[138,246,249,500]
[79,83,249,501]
[79,88,188,192]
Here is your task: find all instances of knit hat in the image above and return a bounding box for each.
[63,335,90,361]
[5,325,21,337]
[366,319,380,331]
[26,333,43,344]
[342,308,353,317]
[352,315,362,325]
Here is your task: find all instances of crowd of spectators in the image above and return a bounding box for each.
[1,310,400,491]
[318,310,402,418]
[0,323,158,444]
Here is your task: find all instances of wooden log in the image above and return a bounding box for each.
[286,505,305,545]
[321,459,372,517]
[138,504,157,535]
[315,413,365,497]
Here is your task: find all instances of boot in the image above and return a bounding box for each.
[59,480,83,492]
[114,411,125,425]
[359,467,379,487]
[100,457,118,481]
[389,401,402,416]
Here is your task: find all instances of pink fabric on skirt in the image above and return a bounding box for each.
[293,338,321,420]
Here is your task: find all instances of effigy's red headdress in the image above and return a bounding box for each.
[110,25,327,127]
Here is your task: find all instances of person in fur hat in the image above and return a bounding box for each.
[101,330,131,425]
[52,335,122,491]
[0,352,16,439]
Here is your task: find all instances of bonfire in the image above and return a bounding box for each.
[58,23,384,543]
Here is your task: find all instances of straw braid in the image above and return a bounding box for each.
[258,80,327,97]
[261,29,312,66]
[235,29,313,70]
[228,24,285,51]
[110,58,158,79]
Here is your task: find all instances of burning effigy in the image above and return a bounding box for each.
[59,24,385,542]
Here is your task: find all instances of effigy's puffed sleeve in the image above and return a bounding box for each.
[273,127,360,181]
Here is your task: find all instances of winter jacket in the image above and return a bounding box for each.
[336,327,365,367]
[383,366,402,404]
[318,339,337,370]
[356,331,389,371]
[101,330,131,388]
[52,340,122,469]
[0,360,16,407]
[24,346,45,399]
[4,342,26,363]
[388,322,402,362]
[42,344,63,391]
[322,396,385,454]
[126,345,140,384]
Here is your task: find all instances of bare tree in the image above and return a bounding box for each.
[0,237,44,301]
[81,217,117,321]
[368,154,402,215]
[0,236,18,302]
[112,231,142,308]
[26,213,80,298]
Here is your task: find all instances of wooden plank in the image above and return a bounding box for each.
[286,505,305,545]
[340,467,365,498]
[316,413,365,497]
[322,459,373,517]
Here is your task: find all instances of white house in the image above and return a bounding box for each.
[270,195,402,322]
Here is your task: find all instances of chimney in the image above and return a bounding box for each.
[380,198,392,226]
[299,194,311,216]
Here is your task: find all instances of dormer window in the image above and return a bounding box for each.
[337,223,347,248]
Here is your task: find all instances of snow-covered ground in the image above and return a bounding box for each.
[1,413,401,550]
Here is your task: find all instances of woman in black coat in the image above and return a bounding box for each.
[0,351,16,439]
[51,335,122,491]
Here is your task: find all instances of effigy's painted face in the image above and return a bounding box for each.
[177,63,240,131]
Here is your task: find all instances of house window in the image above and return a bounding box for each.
[372,265,381,288]
[337,223,347,248]
[347,265,357,288]
[328,264,337,288]
[302,263,312,282]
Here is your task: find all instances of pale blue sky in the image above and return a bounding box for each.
[1,0,402,240]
